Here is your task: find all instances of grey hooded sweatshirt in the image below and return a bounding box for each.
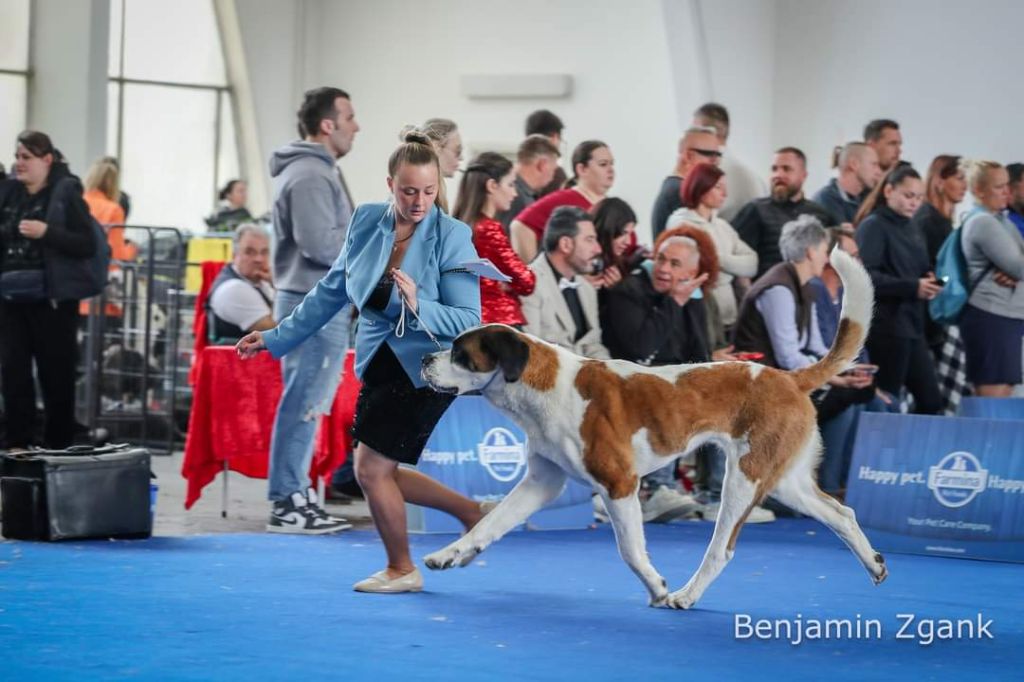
[269,141,353,294]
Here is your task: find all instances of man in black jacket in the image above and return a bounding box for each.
[601,236,776,524]
[601,235,706,522]
[733,147,834,278]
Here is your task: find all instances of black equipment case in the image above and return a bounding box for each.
[0,444,152,541]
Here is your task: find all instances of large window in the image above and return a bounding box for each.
[0,0,31,169]
[108,0,240,232]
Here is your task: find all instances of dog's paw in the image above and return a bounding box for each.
[648,576,670,608]
[649,592,670,608]
[871,552,888,585]
[664,587,698,610]
[424,543,480,571]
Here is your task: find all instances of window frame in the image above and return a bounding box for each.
[1,0,32,151]
[107,0,240,214]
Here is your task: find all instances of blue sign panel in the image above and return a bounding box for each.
[410,396,593,533]
[958,397,1024,420]
[846,413,1024,562]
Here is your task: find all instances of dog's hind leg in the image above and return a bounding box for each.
[601,490,670,606]
[423,454,566,571]
[769,433,888,585]
[665,444,758,610]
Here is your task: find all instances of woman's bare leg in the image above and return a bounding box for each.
[354,443,415,577]
[975,384,1013,398]
[395,467,484,529]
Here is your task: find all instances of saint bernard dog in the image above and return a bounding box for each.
[420,248,887,609]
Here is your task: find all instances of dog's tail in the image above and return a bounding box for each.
[791,247,875,393]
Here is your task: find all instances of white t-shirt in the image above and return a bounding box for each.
[719,153,768,222]
[209,278,275,332]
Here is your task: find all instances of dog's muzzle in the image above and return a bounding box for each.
[421,351,457,394]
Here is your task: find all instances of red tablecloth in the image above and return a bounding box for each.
[182,346,360,509]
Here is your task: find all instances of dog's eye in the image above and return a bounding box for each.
[452,348,473,371]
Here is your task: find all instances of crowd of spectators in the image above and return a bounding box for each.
[4,98,1023,532]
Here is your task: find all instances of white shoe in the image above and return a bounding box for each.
[353,567,423,593]
[641,486,700,523]
[698,501,776,524]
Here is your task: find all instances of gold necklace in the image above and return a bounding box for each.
[392,228,415,251]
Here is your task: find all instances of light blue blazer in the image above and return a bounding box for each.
[262,202,481,387]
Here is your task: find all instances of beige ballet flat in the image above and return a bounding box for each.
[353,567,423,594]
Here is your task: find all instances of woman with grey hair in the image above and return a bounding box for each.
[734,214,836,369]
[733,214,876,498]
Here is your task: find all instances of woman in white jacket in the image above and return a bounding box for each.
[666,162,758,331]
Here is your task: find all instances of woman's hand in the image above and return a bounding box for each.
[993,270,1018,288]
[829,371,874,389]
[917,274,942,300]
[711,344,741,362]
[392,268,418,312]
[236,330,266,359]
[600,265,622,288]
[18,220,48,240]
[584,266,622,290]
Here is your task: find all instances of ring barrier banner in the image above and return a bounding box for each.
[846,412,1024,563]
[958,397,1024,420]
[410,396,593,533]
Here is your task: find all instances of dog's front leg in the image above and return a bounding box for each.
[602,491,670,607]
[424,455,566,571]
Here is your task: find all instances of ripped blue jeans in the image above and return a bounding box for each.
[267,289,352,501]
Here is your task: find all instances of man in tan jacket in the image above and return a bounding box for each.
[521,206,609,360]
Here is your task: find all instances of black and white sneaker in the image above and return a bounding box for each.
[304,488,352,526]
[267,491,352,534]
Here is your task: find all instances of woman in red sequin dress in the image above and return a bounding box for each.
[453,152,536,326]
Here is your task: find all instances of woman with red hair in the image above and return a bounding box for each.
[666,163,757,333]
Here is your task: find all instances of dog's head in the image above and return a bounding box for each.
[422,324,548,395]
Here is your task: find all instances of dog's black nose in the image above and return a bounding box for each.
[421,355,433,369]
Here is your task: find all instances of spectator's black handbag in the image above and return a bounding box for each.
[0,268,47,301]
[0,444,152,541]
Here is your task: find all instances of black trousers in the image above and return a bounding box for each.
[866,333,942,415]
[0,299,80,448]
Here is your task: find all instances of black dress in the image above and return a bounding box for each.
[350,273,457,465]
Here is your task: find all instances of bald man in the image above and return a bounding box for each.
[812,141,882,225]
[651,126,722,239]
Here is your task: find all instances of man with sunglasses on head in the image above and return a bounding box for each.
[733,146,834,279]
[651,126,722,239]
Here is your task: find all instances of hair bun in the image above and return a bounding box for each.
[399,126,431,146]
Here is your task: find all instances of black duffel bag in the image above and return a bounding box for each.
[0,444,152,541]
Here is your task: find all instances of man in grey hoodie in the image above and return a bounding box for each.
[265,87,360,534]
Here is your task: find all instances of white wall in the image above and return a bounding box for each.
[231,0,1024,241]
[691,0,778,175]
[28,0,109,173]
[775,0,1024,197]
[233,0,316,200]
[305,0,681,242]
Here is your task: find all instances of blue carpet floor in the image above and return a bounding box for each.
[1,519,1021,681]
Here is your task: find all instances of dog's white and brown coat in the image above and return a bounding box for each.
[421,249,887,609]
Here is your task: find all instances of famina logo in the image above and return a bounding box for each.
[478,427,526,482]
[928,451,988,508]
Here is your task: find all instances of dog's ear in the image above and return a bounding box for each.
[480,329,530,383]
